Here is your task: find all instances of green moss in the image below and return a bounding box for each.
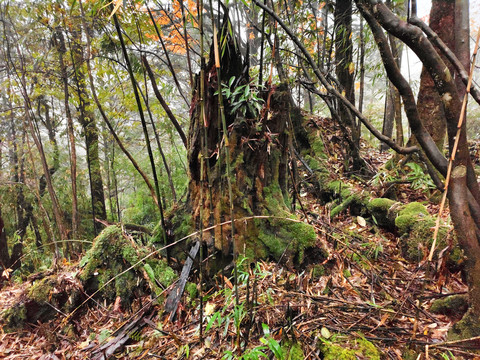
[122,245,140,267]
[304,155,321,171]
[401,216,448,261]
[430,295,468,318]
[327,180,344,196]
[1,304,27,332]
[312,265,325,279]
[311,137,327,160]
[79,225,123,278]
[449,309,480,340]
[331,195,358,219]
[282,341,304,360]
[367,198,396,227]
[356,337,380,359]
[28,277,54,302]
[258,232,285,259]
[115,271,137,301]
[367,198,396,213]
[319,336,380,360]
[185,282,198,300]
[147,258,176,287]
[79,225,176,305]
[395,202,429,235]
[252,184,317,264]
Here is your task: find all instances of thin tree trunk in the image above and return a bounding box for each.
[78,0,159,211]
[381,81,395,151]
[142,56,187,148]
[146,5,189,106]
[358,16,365,116]
[24,103,67,242]
[137,80,177,204]
[54,25,78,239]
[455,0,469,98]
[112,10,167,246]
[69,28,107,235]
[179,0,194,87]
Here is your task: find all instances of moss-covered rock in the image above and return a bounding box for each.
[430,294,469,319]
[0,272,84,332]
[395,202,429,235]
[1,303,27,332]
[319,335,380,360]
[367,198,396,228]
[449,309,480,340]
[79,225,176,306]
[399,215,451,262]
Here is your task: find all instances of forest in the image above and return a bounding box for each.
[1,0,480,358]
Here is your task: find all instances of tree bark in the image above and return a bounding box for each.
[334,0,358,145]
[415,0,455,151]
[70,28,107,235]
[184,29,315,265]
[54,22,79,239]
[0,207,10,270]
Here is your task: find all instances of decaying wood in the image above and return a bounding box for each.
[90,304,154,360]
[164,241,200,320]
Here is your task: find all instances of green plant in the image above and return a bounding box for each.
[260,324,284,359]
[369,162,436,191]
[222,347,268,360]
[404,162,436,190]
[439,350,455,359]
[360,240,384,260]
[219,76,264,118]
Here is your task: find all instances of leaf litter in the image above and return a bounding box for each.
[0,118,476,359]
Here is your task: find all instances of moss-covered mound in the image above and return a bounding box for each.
[394,202,429,234]
[391,202,459,264]
[449,309,480,340]
[367,198,397,228]
[79,225,176,307]
[319,335,380,360]
[250,184,319,264]
[365,198,460,265]
[1,272,83,332]
[430,294,469,320]
[1,225,177,332]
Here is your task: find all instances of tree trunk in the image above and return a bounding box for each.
[381,81,395,151]
[0,207,10,270]
[381,1,404,151]
[70,29,107,235]
[183,30,316,266]
[334,0,357,141]
[357,0,480,337]
[415,0,455,151]
[54,23,79,240]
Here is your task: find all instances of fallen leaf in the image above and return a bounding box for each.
[357,216,366,227]
[204,302,216,316]
[320,327,331,339]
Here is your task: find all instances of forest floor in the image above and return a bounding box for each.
[0,118,478,359]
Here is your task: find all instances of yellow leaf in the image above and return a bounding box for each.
[204,302,216,316]
[357,216,366,227]
[348,62,355,74]
[2,268,12,279]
